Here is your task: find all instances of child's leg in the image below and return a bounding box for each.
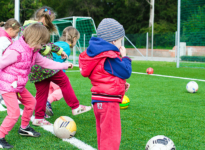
[93,102,121,150]
[50,70,79,109]
[18,88,36,127]
[34,79,50,119]
[48,82,63,103]
[0,93,20,138]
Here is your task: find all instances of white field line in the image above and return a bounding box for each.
[26,110,97,150]
[0,103,96,150]
[66,70,205,82]
[132,71,205,82]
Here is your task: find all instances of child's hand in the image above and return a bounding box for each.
[68,63,73,69]
[125,82,130,92]
[119,46,126,57]
[61,51,68,59]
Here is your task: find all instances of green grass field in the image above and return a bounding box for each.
[1,61,205,150]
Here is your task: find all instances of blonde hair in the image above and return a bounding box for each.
[0,18,20,30]
[23,23,50,47]
[34,6,57,33]
[60,26,80,47]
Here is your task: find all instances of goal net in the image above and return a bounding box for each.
[51,17,97,65]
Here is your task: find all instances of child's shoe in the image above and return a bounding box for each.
[0,103,7,111]
[0,138,13,149]
[18,125,41,137]
[17,99,22,104]
[32,118,52,126]
[44,113,50,118]
[45,101,53,116]
[72,105,92,115]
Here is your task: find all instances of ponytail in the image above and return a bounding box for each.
[44,13,57,33]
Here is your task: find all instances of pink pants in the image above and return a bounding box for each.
[34,70,79,119]
[93,102,121,150]
[48,82,63,103]
[0,88,36,138]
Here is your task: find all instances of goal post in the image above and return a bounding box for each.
[51,16,97,65]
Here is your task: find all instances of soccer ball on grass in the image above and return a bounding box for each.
[120,95,130,109]
[145,135,176,150]
[53,116,76,139]
[186,81,198,93]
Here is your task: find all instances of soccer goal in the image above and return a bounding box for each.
[51,16,97,65]
[176,0,205,68]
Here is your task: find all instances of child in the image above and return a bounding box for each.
[45,26,80,117]
[0,23,73,149]
[79,18,132,150]
[20,6,91,126]
[0,19,20,111]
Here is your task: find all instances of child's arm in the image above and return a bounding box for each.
[0,50,19,70]
[40,43,63,56]
[35,53,73,70]
[0,37,11,57]
[104,46,132,79]
[104,57,132,79]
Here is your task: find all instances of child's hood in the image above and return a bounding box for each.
[86,37,119,57]
[23,20,38,26]
[79,37,120,77]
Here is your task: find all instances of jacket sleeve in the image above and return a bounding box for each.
[35,53,69,70]
[40,43,63,56]
[0,37,11,58]
[0,50,19,70]
[104,56,132,79]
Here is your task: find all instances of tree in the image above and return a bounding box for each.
[0,0,14,21]
[20,0,42,24]
[0,0,42,24]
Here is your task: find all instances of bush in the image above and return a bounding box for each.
[181,56,205,62]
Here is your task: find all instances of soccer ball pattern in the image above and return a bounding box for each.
[120,95,130,109]
[186,81,198,93]
[53,116,77,139]
[145,135,176,150]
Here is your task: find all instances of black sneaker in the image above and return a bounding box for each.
[0,138,13,149]
[18,126,41,137]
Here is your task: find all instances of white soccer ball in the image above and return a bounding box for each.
[53,116,77,139]
[186,81,198,93]
[145,135,176,150]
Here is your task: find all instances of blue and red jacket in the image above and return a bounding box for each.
[79,37,132,103]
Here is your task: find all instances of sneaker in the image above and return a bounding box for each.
[45,101,53,116]
[0,138,13,149]
[17,99,22,105]
[32,119,52,126]
[44,113,50,118]
[18,125,41,137]
[72,105,92,115]
[0,103,7,111]
[1,100,5,106]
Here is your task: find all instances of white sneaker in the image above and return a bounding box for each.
[0,103,7,111]
[17,99,22,104]
[72,105,92,115]
[1,100,5,105]
[32,118,52,126]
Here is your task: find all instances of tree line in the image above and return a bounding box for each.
[0,0,177,34]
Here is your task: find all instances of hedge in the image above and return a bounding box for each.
[181,56,205,62]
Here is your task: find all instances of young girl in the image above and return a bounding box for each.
[20,6,91,126]
[45,26,80,117]
[0,19,20,112]
[0,23,73,149]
